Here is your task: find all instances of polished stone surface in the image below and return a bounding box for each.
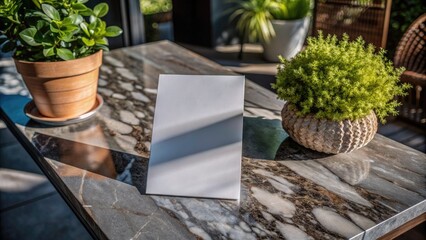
[0,41,425,239]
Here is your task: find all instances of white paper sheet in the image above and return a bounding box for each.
[146,74,245,200]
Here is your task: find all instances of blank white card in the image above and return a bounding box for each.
[146,74,245,200]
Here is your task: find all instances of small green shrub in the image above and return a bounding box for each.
[272,32,411,123]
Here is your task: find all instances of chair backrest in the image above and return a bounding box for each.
[87,0,145,49]
[393,13,426,127]
[394,13,426,75]
[312,0,392,48]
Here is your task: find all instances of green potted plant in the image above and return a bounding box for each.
[231,0,311,61]
[0,0,122,119]
[272,33,411,154]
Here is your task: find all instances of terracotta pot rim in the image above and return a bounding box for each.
[13,50,102,64]
[14,50,103,78]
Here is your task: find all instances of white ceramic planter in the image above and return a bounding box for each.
[263,17,310,62]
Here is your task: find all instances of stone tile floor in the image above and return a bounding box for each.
[0,120,92,240]
[0,43,424,240]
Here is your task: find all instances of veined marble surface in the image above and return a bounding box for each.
[0,41,425,240]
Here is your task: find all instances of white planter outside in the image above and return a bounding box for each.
[263,17,310,62]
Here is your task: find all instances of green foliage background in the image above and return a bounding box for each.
[140,0,172,15]
[272,33,411,123]
[387,0,426,57]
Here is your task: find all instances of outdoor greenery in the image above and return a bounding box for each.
[140,0,172,15]
[270,0,311,20]
[0,0,122,61]
[230,0,311,43]
[387,0,426,57]
[272,32,411,123]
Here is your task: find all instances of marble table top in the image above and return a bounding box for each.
[0,41,425,240]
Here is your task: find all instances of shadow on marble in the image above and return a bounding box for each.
[274,138,332,161]
[32,132,149,195]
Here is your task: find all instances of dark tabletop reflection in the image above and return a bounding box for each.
[57,124,117,179]
[31,123,148,193]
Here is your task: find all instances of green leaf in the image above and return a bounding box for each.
[61,24,79,33]
[19,28,41,46]
[89,15,96,24]
[27,11,51,22]
[59,32,75,42]
[42,4,60,21]
[49,22,61,33]
[105,26,122,37]
[77,45,88,55]
[94,44,109,52]
[89,17,100,29]
[82,37,95,46]
[62,17,74,25]
[57,48,74,60]
[80,22,90,37]
[34,31,45,44]
[78,0,89,3]
[72,3,88,12]
[93,3,108,18]
[39,33,55,47]
[32,0,41,8]
[36,20,49,30]
[95,37,108,45]
[79,8,92,17]
[60,41,71,48]
[68,14,83,25]
[43,47,55,57]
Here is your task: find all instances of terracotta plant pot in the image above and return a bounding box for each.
[281,103,378,154]
[14,51,103,118]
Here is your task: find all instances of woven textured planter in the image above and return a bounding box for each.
[281,103,378,154]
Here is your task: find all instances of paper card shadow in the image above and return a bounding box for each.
[242,116,331,161]
[242,116,289,160]
[274,138,332,161]
[147,113,243,199]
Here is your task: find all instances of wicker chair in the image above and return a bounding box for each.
[394,13,426,127]
[312,0,392,48]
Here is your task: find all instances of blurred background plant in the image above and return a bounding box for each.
[140,0,172,15]
[140,0,173,42]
